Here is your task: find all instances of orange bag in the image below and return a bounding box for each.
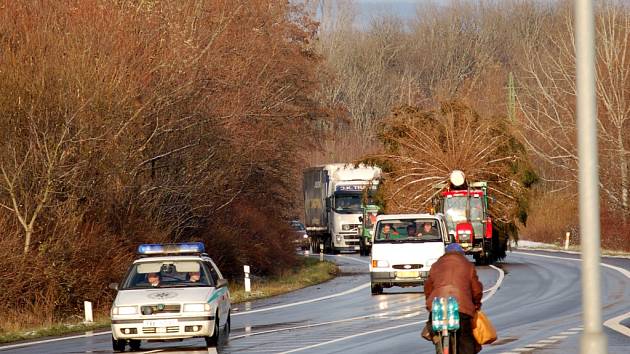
[473,310,497,345]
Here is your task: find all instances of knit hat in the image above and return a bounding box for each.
[445,243,465,254]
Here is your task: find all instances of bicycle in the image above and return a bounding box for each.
[431,296,460,354]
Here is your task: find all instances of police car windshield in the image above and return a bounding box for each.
[375,219,442,243]
[121,260,212,289]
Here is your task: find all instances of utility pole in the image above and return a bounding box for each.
[574,0,607,353]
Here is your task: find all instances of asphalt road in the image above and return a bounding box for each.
[1,250,628,354]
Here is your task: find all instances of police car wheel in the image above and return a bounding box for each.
[224,313,231,337]
[128,339,141,351]
[112,337,126,352]
[205,316,220,347]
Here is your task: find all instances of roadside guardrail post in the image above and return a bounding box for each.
[244,265,251,294]
[565,231,571,250]
[319,243,324,262]
[84,301,93,323]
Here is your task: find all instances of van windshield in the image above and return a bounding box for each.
[375,219,442,243]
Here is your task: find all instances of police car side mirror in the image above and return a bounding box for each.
[216,279,228,288]
[108,282,119,291]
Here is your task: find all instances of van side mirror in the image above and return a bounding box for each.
[358,216,363,223]
[216,278,228,288]
[108,283,119,291]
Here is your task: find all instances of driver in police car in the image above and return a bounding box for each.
[147,272,161,287]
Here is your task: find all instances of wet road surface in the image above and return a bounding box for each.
[1,250,628,354]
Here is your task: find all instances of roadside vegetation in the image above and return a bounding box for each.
[0,257,336,343]
[311,0,630,253]
[3,0,630,338]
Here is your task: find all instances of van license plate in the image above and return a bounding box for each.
[143,319,177,327]
[397,270,419,278]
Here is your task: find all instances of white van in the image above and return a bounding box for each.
[369,214,448,294]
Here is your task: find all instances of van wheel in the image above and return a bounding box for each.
[371,283,383,295]
[128,340,141,351]
[112,337,126,352]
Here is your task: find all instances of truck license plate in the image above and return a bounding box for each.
[143,319,178,327]
[397,270,419,278]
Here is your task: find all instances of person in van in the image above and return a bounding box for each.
[421,222,436,237]
[406,223,418,237]
[380,223,399,239]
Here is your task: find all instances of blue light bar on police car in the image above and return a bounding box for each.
[137,242,205,255]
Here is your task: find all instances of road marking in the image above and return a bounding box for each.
[525,343,547,348]
[276,320,422,354]
[559,331,577,335]
[231,308,422,340]
[482,265,505,302]
[0,331,111,351]
[549,335,568,339]
[514,251,630,337]
[276,262,505,353]
[537,339,558,344]
[603,311,630,337]
[510,348,534,352]
[233,282,370,316]
[334,254,370,264]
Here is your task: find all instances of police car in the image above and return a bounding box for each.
[109,242,231,352]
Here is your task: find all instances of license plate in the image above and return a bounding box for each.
[397,270,419,278]
[143,319,178,327]
[354,246,360,250]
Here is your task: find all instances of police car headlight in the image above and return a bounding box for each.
[183,303,211,312]
[112,306,137,315]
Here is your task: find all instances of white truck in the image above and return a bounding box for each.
[303,163,381,254]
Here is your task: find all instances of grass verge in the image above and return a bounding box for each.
[0,256,338,344]
[229,257,338,304]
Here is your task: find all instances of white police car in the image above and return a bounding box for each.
[109,242,231,352]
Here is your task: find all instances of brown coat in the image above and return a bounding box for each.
[424,252,483,316]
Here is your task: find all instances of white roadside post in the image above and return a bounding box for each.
[83,301,93,323]
[319,243,324,262]
[575,0,607,352]
[244,265,251,294]
[565,231,571,250]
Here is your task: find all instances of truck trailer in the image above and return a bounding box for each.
[303,163,381,254]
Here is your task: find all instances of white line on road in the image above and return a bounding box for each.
[603,311,630,337]
[549,335,568,339]
[482,265,504,302]
[276,321,422,354]
[514,251,630,338]
[276,261,506,353]
[0,331,112,351]
[233,282,370,316]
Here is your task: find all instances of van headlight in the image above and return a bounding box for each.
[371,260,389,268]
[183,303,211,312]
[112,306,137,315]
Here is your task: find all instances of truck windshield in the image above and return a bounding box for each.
[121,260,212,289]
[443,196,484,234]
[375,219,442,243]
[444,196,468,233]
[334,193,362,214]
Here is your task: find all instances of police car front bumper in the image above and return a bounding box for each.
[111,315,215,340]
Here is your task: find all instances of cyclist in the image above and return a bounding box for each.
[425,243,483,354]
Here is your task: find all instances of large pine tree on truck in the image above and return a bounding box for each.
[365,101,538,263]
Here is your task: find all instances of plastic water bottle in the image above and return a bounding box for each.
[432,297,444,331]
[446,296,460,331]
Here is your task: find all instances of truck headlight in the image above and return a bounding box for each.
[342,224,351,231]
[112,306,137,315]
[183,303,211,312]
[336,235,342,242]
[371,260,389,268]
